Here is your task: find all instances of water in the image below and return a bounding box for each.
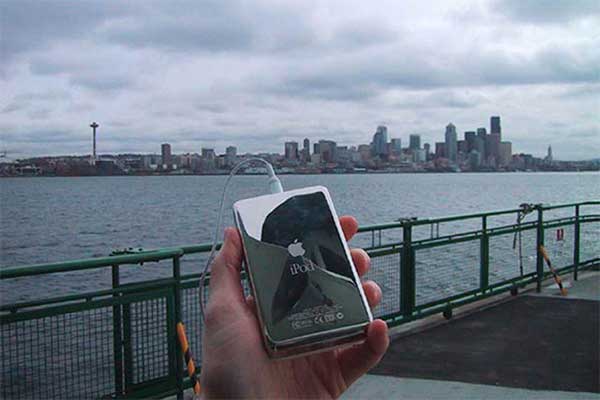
[1,172,599,304]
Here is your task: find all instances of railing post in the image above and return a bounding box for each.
[536,206,545,292]
[111,265,124,397]
[173,256,184,400]
[574,205,580,281]
[400,222,415,317]
[480,216,489,292]
[122,303,133,392]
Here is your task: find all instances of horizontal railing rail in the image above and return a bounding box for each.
[1,200,599,399]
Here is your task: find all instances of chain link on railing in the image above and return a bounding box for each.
[1,202,599,399]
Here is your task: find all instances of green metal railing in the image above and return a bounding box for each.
[1,201,599,399]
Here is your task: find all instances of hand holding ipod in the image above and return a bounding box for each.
[234,186,375,357]
[200,217,388,399]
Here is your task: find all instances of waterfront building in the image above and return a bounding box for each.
[391,138,402,154]
[350,147,362,163]
[445,123,458,162]
[435,142,445,158]
[473,136,485,158]
[371,126,389,156]
[284,141,299,160]
[201,148,216,171]
[469,150,482,170]
[423,143,431,159]
[161,143,172,169]
[225,146,237,166]
[409,134,421,150]
[486,133,500,162]
[465,131,476,152]
[358,144,372,162]
[458,140,468,155]
[413,149,426,163]
[201,148,216,160]
[313,142,320,155]
[336,146,351,164]
[498,142,512,166]
[303,138,310,161]
[141,154,160,170]
[318,140,337,163]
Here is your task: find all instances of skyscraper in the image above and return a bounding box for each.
[284,141,299,160]
[371,126,388,156]
[318,140,337,163]
[435,142,445,158]
[409,134,421,150]
[498,142,512,166]
[445,123,458,162]
[491,116,501,137]
[161,143,172,168]
[303,138,310,161]
[473,136,485,157]
[226,146,237,157]
[486,133,500,161]
[476,128,487,159]
[464,131,476,152]
[390,138,402,154]
[225,146,237,166]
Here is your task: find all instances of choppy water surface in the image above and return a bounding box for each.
[1,172,599,304]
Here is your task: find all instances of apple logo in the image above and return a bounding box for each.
[287,239,306,257]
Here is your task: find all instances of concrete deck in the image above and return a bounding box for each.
[343,271,600,399]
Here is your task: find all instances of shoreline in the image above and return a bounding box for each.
[2,170,599,178]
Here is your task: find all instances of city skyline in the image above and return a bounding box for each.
[4,112,597,176]
[0,116,581,162]
[1,1,599,160]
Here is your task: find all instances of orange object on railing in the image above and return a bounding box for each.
[539,245,568,296]
[176,322,201,396]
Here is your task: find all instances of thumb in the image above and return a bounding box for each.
[208,227,245,304]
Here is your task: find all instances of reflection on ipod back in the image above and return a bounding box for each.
[233,186,373,358]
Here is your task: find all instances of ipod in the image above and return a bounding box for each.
[233,186,373,358]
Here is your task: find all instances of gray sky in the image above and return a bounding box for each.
[1,0,599,160]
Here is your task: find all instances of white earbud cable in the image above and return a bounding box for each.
[199,158,283,322]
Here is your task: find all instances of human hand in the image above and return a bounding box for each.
[200,216,389,399]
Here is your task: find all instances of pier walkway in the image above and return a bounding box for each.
[343,271,600,399]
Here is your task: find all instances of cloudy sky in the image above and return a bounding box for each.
[1,0,599,160]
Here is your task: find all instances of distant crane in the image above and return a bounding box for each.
[90,122,99,165]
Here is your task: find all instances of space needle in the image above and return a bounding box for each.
[90,122,99,165]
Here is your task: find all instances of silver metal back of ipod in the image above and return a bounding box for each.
[233,186,372,358]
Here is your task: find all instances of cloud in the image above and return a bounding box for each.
[263,40,598,104]
[494,0,600,24]
[393,90,488,109]
[0,0,598,160]
[560,83,600,99]
[330,20,398,50]
[102,1,316,54]
[28,43,141,92]
[0,1,133,61]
